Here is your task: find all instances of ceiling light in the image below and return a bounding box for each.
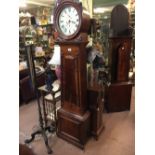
[94,7,109,14]
[104,16,108,19]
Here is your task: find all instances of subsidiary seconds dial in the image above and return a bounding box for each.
[58,6,80,36]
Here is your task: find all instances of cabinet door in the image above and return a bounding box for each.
[61,44,87,115]
[62,53,79,106]
[109,38,131,82]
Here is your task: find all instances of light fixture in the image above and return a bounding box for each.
[48,45,61,65]
[94,8,106,14]
[93,6,113,14]
[104,16,108,19]
[51,15,54,24]
[48,45,61,81]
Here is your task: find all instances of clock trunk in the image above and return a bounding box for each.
[56,38,90,148]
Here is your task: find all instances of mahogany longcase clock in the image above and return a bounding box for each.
[105,4,133,112]
[54,0,91,148]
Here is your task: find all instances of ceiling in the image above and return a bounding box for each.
[19,0,128,12]
[93,0,128,8]
[19,0,54,10]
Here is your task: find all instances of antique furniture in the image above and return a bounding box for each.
[38,81,61,132]
[87,82,104,140]
[19,67,45,104]
[38,85,49,126]
[54,0,91,149]
[105,4,133,112]
[24,45,53,154]
[44,90,61,130]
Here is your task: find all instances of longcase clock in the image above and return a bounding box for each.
[54,0,91,149]
[105,4,133,112]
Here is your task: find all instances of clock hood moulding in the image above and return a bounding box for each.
[54,0,91,40]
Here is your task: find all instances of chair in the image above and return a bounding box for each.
[19,67,46,104]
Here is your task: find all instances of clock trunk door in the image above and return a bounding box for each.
[61,44,87,115]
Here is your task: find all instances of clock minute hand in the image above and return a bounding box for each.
[71,20,76,24]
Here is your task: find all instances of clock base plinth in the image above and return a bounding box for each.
[57,108,90,149]
[104,82,133,112]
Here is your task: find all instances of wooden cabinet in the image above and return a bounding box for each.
[87,83,104,140]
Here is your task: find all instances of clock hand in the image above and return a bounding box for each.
[71,20,76,24]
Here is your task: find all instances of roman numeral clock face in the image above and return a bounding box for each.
[58,6,80,36]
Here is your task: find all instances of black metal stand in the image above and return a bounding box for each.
[24,45,54,154]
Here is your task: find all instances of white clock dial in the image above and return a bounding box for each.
[59,6,80,36]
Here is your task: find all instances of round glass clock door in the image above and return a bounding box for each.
[58,6,80,36]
